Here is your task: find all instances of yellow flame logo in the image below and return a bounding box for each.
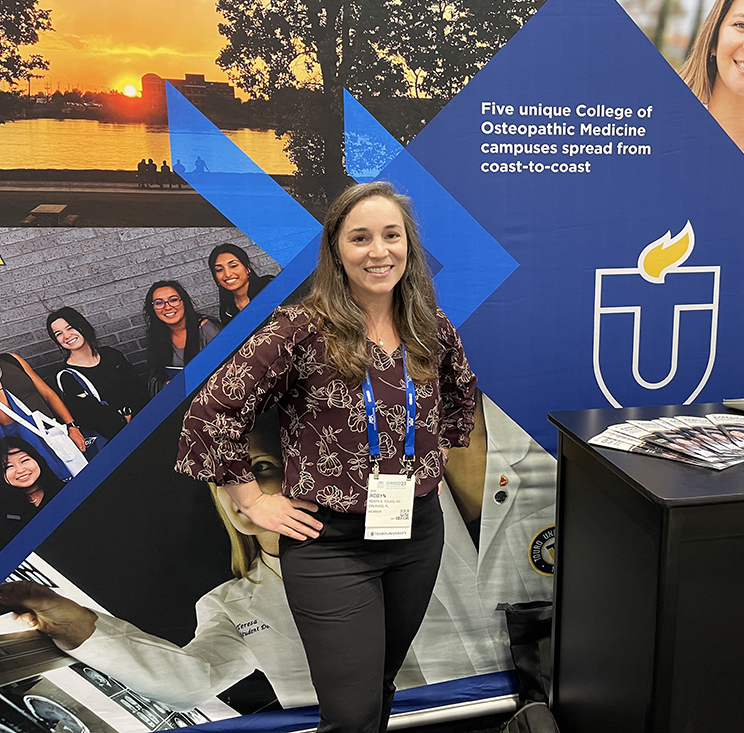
[638,221,694,283]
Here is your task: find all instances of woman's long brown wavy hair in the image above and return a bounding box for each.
[305,181,439,385]
[679,0,734,103]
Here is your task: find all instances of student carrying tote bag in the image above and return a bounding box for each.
[0,389,87,478]
[55,368,109,457]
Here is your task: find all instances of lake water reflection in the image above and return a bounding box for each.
[0,118,294,175]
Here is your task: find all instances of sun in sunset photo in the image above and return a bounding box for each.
[122,84,139,98]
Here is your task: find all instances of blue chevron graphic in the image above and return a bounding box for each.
[165,83,321,267]
[0,78,514,577]
[345,94,402,181]
[343,90,519,327]
[0,97,325,576]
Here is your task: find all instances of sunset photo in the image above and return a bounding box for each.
[0,0,543,224]
[0,0,293,227]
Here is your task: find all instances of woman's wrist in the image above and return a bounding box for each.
[53,607,99,650]
[223,478,263,514]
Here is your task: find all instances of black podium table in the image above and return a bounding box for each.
[548,403,744,733]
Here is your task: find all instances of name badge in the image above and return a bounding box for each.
[365,473,415,540]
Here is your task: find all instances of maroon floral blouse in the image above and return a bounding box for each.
[175,306,476,513]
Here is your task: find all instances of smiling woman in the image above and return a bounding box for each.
[1,436,64,545]
[143,280,221,395]
[680,0,744,152]
[208,243,275,326]
[176,181,477,733]
[46,307,149,441]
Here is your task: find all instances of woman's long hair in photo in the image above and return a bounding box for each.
[143,280,202,380]
[306,181,439,386]
[209,483,261,580]
[46,307,100,360]
[207,409,283,581]
[679,0,734,102]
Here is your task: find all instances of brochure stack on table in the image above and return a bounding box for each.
[588,413,744,470]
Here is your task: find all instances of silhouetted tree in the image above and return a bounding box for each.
[0,0,52,88]
[216,0,543,212]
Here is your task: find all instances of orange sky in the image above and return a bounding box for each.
[30,0,245,97]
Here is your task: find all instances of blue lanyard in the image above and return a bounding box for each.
[362,345,416,478]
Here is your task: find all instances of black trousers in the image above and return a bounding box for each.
[279,489,444,733]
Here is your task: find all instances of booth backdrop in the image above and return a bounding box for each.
[0,0,739,730]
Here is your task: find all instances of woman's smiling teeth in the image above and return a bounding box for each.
[366,266,393,274]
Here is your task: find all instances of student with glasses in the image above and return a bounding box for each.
[143,280,221,396]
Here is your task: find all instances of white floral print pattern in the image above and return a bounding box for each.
[176,306,476,513]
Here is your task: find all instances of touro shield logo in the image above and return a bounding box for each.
[593,222,720,407]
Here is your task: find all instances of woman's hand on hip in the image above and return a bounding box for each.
[224,480,323,540]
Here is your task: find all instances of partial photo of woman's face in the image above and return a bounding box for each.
[215,423,283,537]
[713,0,744,99]
[151,286,185,327]
[50,318,86,353]
[213,253,250,293]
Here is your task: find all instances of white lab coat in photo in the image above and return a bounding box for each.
[408,395,557,680]
[64,557,430,711]
[66,555,316,711]
[64,397,556,708]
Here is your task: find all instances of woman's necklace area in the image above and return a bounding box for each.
[365,308,398,352]
[67,349,101,368]
[368,321,391,347]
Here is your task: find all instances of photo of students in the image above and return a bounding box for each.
[1,437,65,546]
[0,409,319,713]
[208,243,275,326]
[0,391,557,716]
[143,281,221,396]
[46,308,149,442]
[0,353,86,454]
[680,0,744,152]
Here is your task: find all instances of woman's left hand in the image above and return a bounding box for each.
[68,426,86,452]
